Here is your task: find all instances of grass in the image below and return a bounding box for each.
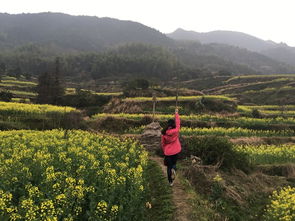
[177,163,222,221]
[145,160,174,221]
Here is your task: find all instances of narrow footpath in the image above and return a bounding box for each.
[150,155,193,221]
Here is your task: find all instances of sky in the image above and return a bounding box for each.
[1,0,295,46]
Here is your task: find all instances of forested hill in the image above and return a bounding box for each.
[0,12,294,80]
[167,28,276,52]
[173,41,295,75]
[0,12,173,51]
[168,28,295,67]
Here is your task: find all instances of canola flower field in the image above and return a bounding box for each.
[235,144,295,165]
[238,105,295,117]
[127,126,294,137]
[1,93,294,220]
[93,113,295,126]
[0,102,77,117]
[176,127,294,137]
[0,130,148,221]
[0,80,37,87]
[264,186,295,221]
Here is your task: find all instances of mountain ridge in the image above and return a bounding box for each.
[0,12,174,51]
[167,28,295,67]
[0,12,294,78]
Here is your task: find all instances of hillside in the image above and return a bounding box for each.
[182,74,295,105]
[0,12,173,51]
[0,13,295,81]
[262,45,295,67]
[168,28,295,67]
[168,28,276,52]
[173,41,295,75]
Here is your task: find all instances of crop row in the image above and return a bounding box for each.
[65,88,122,96]
[238,106,295,117]
[127,126,294,137]
[0,101,77,117]
[0,130,148,220]
[123,95,234,102]
[0,80,37,86]
[239,105,295,111]
[9,90,37,97]
[93,113,295,126]
[234,144,295,165]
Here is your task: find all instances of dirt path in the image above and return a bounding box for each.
[150,155,193,221]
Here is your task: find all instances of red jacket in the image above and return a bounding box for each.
[161,113,182,156]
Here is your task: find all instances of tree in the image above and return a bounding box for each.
[124,79,150,90]
[36,57,64,104]
[0,90,13,102]
[0,63,6,75]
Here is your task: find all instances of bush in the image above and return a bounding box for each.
[195,97,237,113]
[0,90,13,102]
[62,91,111,108]
[123,78,150,90]
[182,136,251,171]
[252,109,262,118]
[92,116,153,133]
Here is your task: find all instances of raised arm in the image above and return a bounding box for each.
[166,109,180,135]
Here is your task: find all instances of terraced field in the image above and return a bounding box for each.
[1,74,294,220]
[184,74,295,105]
[0,76,37,101]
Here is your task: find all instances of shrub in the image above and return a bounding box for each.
[195,97,237,113]
[63,91,111,108]
[252,109,262,118]
[182,136,251,171]
[0,90,13,102]
[93,116,152,133]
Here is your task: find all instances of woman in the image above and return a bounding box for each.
[161,108,181,186]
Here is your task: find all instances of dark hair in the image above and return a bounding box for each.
[161,119,175,135]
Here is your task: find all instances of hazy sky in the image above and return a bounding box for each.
[1,0,295,46]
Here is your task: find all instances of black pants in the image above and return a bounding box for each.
[164,154,178,183]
